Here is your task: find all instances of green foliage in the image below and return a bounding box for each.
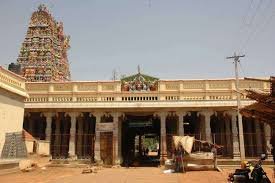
[143,137,159,151]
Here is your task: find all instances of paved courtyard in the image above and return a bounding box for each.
[0,166,274,183]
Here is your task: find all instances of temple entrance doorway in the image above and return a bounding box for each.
[121,114,160,167]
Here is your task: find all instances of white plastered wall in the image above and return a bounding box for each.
[0,94,25,157]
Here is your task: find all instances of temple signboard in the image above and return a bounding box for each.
[96,123,114,132]
[128,121,153,128]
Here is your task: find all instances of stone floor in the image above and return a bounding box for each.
[0,166,274,183]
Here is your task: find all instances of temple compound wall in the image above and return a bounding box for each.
[0,67,28,158]
[22,77,272,164]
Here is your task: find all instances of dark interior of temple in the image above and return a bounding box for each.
[121,114,160,167]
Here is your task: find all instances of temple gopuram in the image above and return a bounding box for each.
[13,4,71,82]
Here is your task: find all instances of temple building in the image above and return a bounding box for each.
[1,5,273,166]
[12,4,71,82]
[22,73,272,165]
[0,66,28,158]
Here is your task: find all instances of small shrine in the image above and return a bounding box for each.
[121,66,158,92]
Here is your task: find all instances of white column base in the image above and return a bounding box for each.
[37,140,51,156]
[94,131,101,163]
[233,153,241,160]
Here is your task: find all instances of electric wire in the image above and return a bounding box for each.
[246,0,264,26]
[228,0,255,54]
[230,0,259,52]
[240,0,255,29]
[236,0,265,53]
[239,0,274,53]
[239,61,247,78]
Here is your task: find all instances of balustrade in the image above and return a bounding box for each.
[23,79,269,104]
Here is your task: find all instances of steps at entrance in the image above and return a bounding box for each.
[217,159,274,166]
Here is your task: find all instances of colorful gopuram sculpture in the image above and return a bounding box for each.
[121,68,158,92]
[14,4,71,82]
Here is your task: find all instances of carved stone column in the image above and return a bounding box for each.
[76,114,84,158]
[176,112,186,136]
[255,120,263,156]
[199,111,213,143]
[68,112,78,159]
[224,114,232,156]
[246,118,254,156]
[42,112,52,156]
[113,112,122,164]
[118,115,122,164]
[53,113,61,157]
[29,115,35,136]
[229,111,241,159]
[94,112,102,163]
[264,123,272,159]
[158,112,167,164]
[43,113,52,141]
[23,112,31,131]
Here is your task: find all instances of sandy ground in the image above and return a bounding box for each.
[0,166,274,183]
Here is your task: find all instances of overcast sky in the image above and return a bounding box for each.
[0,0,274,81]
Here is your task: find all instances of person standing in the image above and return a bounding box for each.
[211,145,218,169]
[175,145,185,173]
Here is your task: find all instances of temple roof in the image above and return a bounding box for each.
[121,72,159,82]
[240,76,275,126]
[120,68,159,92]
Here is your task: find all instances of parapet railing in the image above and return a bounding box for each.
[0,67,26,92]
[24,79,270,103]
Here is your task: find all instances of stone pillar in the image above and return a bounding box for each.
[113,112,122,164]
[255,120,263,156]
[68,112,78,159]
[118,117,122,163]
[53,113,61,156]
[23,112,30,130]
[177,112,186,136]
[246,118,254,156]
[29,116,35,136]
[94,112,102,163]
[42,112,52,156]
[159,112,167,164]
[264,123,272,159]
[230,112,241,159]
[199,111,213,143]
[44,113,52,141]
[76,114,84,158]
[224,114,232,156]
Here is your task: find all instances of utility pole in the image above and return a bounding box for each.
[226,53,246,160]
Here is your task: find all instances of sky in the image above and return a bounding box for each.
[0,0,274,81]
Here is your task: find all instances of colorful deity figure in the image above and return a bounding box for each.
[121,69,158,92]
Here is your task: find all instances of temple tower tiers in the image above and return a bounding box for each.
[16,4,71,82]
